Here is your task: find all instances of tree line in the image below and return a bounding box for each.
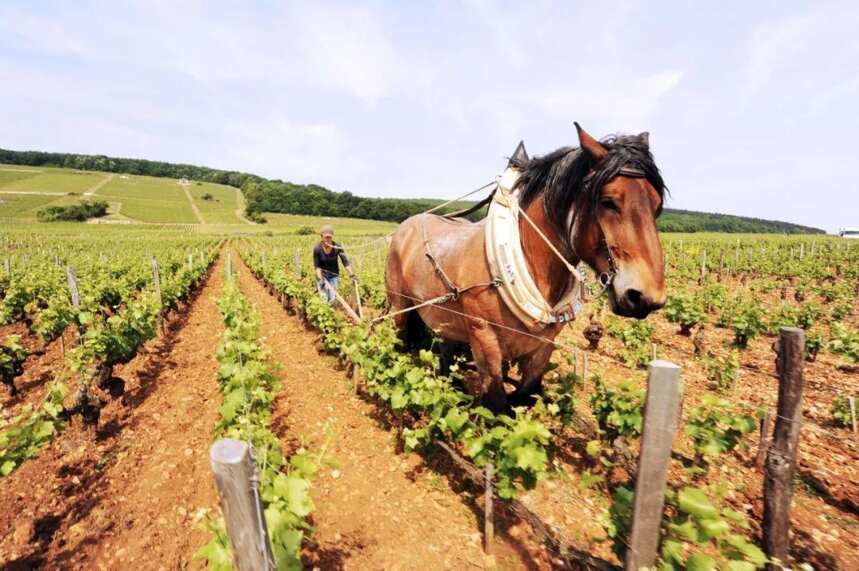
[0,148,824,233]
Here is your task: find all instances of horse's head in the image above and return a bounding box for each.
[571,124,666,319]
[515,124,668,319]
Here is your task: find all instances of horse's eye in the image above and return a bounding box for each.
[601,198,619,212]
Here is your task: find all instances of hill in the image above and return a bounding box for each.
[0,148,825,233]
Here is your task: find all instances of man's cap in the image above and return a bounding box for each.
[320,224,334,236]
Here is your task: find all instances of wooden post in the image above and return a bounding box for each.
[763,328,805,571]
[485,462,494,555]
[354,279,364,320]
[66,265,80,308]
[582,353,588,382]
[625,360,683,571]
[150,256,162,306]
[210,439,275,571]
[755,412,771,471]
[293,250,301,276]
[3,258,9,277]
[849,396,857,434]
[651,343,657,361]
[188,253,194,270]
[700,250,706,279]
[226,251,233,279]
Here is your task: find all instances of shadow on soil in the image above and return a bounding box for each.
[0,269,213,569]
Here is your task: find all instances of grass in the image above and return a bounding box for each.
[0,167,107,194]
[0,165,407,233]
[187,182,243,224]
[97,175,197,223]
[0,194,59,220]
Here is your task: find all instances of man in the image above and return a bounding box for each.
[313,224,356,304]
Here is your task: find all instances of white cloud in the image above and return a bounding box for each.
[744,12,820,94]
[291,4,400,101]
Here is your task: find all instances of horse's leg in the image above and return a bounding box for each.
[384,246,411,339]
[516,344,556,397]
[466,319,507,412]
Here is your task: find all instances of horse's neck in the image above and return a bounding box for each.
[519,199,574,305]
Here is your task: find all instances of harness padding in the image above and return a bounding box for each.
[484,167,582,332]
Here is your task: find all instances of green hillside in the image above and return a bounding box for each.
[0,148,825,233]
[0,163,247,225]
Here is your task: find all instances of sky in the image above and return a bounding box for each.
[1,1,857,232]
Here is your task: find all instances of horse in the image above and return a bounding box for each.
[384,123,667,410]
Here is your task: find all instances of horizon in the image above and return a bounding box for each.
[1,1,857,233]
[0,145,829,233]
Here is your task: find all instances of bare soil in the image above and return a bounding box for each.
[234,255,553,570]
[0,257,225,570]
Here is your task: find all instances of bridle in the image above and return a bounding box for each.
[576,164,647,299]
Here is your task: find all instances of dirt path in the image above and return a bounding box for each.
[234,187,254,225]
[0,191,66,196]
[234,256,549,570]
[83,173,114,197]
[180,182,205,224]
[0,256,226,570]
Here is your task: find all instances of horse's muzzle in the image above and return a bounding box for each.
[611,287,665,319]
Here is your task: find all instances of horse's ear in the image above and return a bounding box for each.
[508,140,529,167]
[638,131,650,147]
[574,122,608,160]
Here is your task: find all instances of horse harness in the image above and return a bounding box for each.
[388,156,644,330]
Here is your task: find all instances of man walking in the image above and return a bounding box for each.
[313,224,355,304]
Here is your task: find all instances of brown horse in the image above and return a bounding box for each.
[385,124,667,410]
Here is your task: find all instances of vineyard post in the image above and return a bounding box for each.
[150,256,162,307]
[66,265,80,308]
[3,257,10,277]
[755,412,771,471]
[700,249,706,279]
[650,343,657,361]
[799,243,804,260]
[485,462,494,555]
[849,396,857,434]
[625,360,682,571]
[582,352,588,382]
[209,439,275,571]
[188,253,193,271]
[226,251,233,279]
[293,250,301,276]
[763,327,805,570]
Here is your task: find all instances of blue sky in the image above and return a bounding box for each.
[1,1,856,232]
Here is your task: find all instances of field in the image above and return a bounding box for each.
[0,222,856,570]
[0,165,257,226]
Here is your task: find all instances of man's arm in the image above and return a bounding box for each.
[338,249,355,277]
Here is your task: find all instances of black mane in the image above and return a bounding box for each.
[513,134,666,256]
